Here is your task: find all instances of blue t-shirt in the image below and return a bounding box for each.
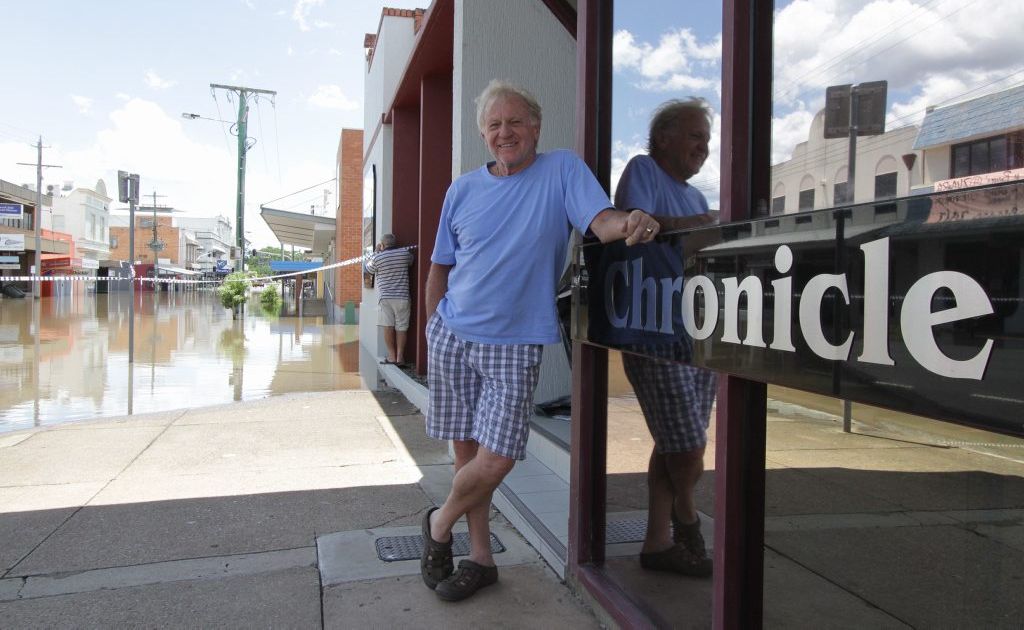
[593,154,711,344]
[432,150,610,344]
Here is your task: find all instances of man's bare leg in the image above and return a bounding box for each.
[665,448,705,524]
[642,450,675,553]
[395,329,407,364]
[430,441,514,566]
[642,447,705,553]
[382,326,397,362]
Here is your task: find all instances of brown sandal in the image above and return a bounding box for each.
[435,559,499,601]
[640,543,712,577]
[673,512,709,560]
[420,507,453,589]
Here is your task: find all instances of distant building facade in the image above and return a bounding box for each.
[48,180,112,277]
[176,215,235,273]
[771,84,1024,214]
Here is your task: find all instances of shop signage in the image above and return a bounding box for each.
[0,234,25,251]
[602,237,991,380]
[0,203,24,219]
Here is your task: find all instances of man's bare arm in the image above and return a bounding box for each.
[425,263,452,317]
[588,208,661,245]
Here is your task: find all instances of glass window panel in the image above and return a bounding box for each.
[874,172,897,199]
[953,145,970,178]
[971,141,990,175]
[577,184,1024,628]
[991,137,1008,171]
[834,181,849,205]
[606,1,723,620]
[772,195,786,214]
[798,188,815,210]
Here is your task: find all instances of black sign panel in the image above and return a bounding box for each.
[575,182,1024,436]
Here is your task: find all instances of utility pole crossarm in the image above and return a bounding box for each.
[209,83,276,97]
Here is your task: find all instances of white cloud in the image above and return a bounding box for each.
[773,0,1024,105]
[115,93,131,101]
[613,28,721,96]
[328,48,342,56]
[71,95,93,114]
[610,139,647,198]
[307,85,358,111]
[287,45,295,56]
[613,31,644,72]
[144,70,176,90]
[292,0,324,31]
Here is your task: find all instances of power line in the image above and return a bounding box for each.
[211,90,233,153]
[271,97,283,185]
[260,177,337,206]
[255,97,271,176]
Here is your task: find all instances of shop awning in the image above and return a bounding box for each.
[260,206,336,253]
[157,265,200,276]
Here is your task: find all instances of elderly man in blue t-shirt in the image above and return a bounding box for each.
[420,79,660,602]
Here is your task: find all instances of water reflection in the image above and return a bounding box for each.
[0,290,363,433]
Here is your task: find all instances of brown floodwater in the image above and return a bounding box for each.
[0,290,363,434]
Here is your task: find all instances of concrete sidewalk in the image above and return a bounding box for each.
[0,390,602,629]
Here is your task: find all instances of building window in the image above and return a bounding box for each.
[798,188,815,211]
[833,181,850,205]
[950,132,1022,178]
[874,172,898,199]
[771,196,785,215]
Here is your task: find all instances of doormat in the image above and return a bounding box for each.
[606,518,647,545]
[375,532,506,562]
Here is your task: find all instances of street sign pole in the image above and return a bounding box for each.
[33,139,42,299]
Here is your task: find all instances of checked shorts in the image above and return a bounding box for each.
[621,341,717,453]
[425,312,543,460]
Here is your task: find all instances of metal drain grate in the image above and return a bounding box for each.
[606,518,648,545]
[375,532,506,562]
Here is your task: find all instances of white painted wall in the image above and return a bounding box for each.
[363,15,418,158]
[361,12,414,388]
[453,0,578,177]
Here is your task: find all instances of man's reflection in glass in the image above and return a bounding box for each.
[614,99,718,577]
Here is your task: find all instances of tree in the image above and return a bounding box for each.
[218,272,251,317]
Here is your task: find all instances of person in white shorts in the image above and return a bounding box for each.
[364,233,414,365]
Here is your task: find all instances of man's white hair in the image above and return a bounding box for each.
[648,97,713,158]
[474,79,542,133]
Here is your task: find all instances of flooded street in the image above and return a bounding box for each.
[0,290,363,434]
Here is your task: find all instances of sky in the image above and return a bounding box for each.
[2,0,1022,246]
[0,0,424,248]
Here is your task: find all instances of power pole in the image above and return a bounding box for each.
[16,137,61,299]
[210,83,276,273]
[146,191,167,289]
